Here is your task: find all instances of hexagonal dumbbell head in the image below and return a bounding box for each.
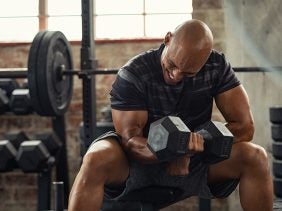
[4,131,29,149]
[34,132,62,155]
[147,116,190,162]
[195,121,234,164]
[10,89,32,115]
[0,89,9,114]
[0,79,19,97]
[16,140,50,173]
[0,140,17,172]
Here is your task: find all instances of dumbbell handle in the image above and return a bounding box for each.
[195,121,234,163]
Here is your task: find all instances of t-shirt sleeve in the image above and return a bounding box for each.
[110,69,147,110]
[213,53,241,95]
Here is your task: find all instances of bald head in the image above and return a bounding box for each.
[171,19,213,52]
[161,20,213,85]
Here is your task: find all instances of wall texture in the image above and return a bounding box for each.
[0,0,280,210]
[223,1,282,209]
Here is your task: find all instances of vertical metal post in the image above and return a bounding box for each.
[81,0,97,155]
[52,115,69,209]
[199,198,211,211]
[37,169,51,211]
[53,181,64,211]
[38,0,48,31]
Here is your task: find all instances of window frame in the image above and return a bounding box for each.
[0,0,192,42]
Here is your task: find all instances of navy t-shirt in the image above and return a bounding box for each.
[110,44,240,136]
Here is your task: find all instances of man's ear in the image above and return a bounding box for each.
[164,32,172,45]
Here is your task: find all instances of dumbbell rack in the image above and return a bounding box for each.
[34,115,70,211]
[0,114,69,211]
[270,107,282,198]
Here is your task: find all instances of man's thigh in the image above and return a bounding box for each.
[207,141,264,184]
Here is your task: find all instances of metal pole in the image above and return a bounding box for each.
[199,198,211,211]
[52,115,69,209]
[37,169,52,211]
[81,0,97,155]
[53,181,64,211]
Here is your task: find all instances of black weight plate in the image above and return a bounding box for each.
[270,107,282,124]
[27,31,48,115]
[273,142,282,159]
[273,159,282,178]
[37,31,73,116]
[272,124,282,142]
[274,177,282,197]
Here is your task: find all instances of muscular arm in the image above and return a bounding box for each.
[215,85,255,143]
[112,109,158,164]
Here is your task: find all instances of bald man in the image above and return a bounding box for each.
[69,20,273,211]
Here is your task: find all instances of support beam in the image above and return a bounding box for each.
[39,0,48,31]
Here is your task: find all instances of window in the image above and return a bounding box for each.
[0,0,192,42]
[0,0,38,42]
[95,0,192,38]
[48,0,82,41]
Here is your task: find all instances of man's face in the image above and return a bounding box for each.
[161,44,201,85]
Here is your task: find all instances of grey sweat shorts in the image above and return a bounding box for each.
[87,131,239,201]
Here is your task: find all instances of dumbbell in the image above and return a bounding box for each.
[0,88,9,114]
[0,78,20,98]
[10,89,33,115]
[147,116,234,164]
[21,79,29,89]
[16,132,61,173]
[0,131,29,172]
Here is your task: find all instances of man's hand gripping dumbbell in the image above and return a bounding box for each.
[147,116,234,176]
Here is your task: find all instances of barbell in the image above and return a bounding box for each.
[0,30,279,117]
[0,30,118,117]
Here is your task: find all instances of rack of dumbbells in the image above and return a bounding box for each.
[270,107,282,201]
[0,78,69,211]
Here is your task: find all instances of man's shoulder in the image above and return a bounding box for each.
[203,49,229,71]
[208,49,226,63]
[119,45,162,79]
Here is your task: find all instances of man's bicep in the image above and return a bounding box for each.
[215,85,254,142]
[112,109,148,140]
[215,85,251,122]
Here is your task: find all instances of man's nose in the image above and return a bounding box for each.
[171,69,183,80]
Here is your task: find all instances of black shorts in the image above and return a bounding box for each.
[88,131,239,201]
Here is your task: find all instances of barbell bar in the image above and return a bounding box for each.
[0,68,119,78]
[2,66,281,79]
[1,30,281,117]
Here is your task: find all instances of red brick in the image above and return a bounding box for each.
[67,100,83,114]
[13,187,37,202]
[4,173,37,187]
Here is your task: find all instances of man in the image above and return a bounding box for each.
[69,19,273,211]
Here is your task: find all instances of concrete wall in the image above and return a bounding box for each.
[223,0,282,210]
[0,0,280,210]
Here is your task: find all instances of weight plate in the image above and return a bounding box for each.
[270,107,282,124]
[27,31,48,115]
[273,142,282,159]
[36,31,73,116]
[274,177,282,197]
[273,159,282,178]
[272,124,282,142]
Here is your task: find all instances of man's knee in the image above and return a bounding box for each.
[82,139,129,184]
[234,142,269,171]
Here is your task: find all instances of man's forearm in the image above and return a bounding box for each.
[121,136,159,164]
